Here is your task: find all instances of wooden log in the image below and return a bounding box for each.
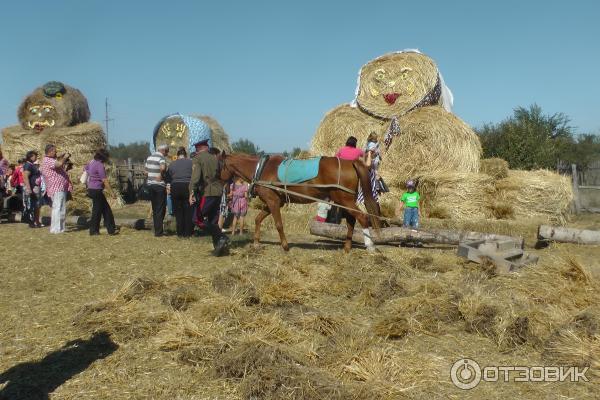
[310,221,524,247]
[538,224,600,245]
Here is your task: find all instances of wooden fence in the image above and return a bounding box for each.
[557,160,600,213]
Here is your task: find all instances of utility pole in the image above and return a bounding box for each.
[104,97,114,145]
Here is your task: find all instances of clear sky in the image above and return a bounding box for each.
[0,0,598,152]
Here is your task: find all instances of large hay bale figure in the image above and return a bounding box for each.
[311,50,487,220]
[1,81,105,166]
[0,81,111,215]
[311,50,482,186]
[152,113,232,158]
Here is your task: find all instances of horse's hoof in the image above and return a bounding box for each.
[282,245,290,252]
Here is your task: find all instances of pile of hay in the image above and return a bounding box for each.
[1,123,105,166]
[495,170,573,223]
[312,105,481,186]
[355,51,441,118]
[192,115,232,153]
[480,158,509,180]
[379,172,495,220]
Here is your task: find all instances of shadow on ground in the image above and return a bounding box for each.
[0,331,118,400]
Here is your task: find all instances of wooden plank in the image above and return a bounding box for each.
[572,164,581,214]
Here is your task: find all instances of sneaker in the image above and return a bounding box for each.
[212,237,230,257]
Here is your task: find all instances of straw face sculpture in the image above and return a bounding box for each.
[0,82,120,215]
[153,114,232,157]
[356,52,440,119]
[18,81,90,131]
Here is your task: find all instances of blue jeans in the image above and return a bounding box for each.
[403,207,419,229]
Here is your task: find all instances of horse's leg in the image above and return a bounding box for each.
[344,212,356,253]
[254,209,270,246]
[336,195,377,252]
[268,200,289,251]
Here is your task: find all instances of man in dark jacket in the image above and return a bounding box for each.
[189,140,229,256]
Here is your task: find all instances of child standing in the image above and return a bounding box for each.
[229,176,249,235]
[396,179,421,229]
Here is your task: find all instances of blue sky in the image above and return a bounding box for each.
[0,0,598,152]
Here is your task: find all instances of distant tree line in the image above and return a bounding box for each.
[477,104,600,170]
[108,141,150,163]
[106,138,306,162]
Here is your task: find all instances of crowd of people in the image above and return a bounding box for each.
[143,139,249,256]
[1,132,419,256]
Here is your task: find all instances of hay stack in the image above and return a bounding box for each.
[378,172,494,221]
[192,115,232,153]
[495,170,573,223]
[153,114,231,155]
[18,81,90,130]
[1,122,105,166]
[312,105,481,186]
[355,51,441,118]
[480,158,509,180]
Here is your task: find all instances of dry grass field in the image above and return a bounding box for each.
[1,204,599,399]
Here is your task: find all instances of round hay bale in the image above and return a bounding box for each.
[311,105,481,186]
[153,114,231,157]
[192,115,232,153]
[355,51,444,119]
[495,170,573,223]
[0,122,105,167]
[480,158,509,180]
[18,81,90,131]
[382,172,494,221]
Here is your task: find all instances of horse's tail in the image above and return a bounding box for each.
[352,160,382,231]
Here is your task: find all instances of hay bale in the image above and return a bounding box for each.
[153,113,231,156]
[381,172,494,221]
[1,122,105,167]
[312,105,481,186]
[17,81,90,131]
[480,158,509,180]
[495,170,573,223]
[193,115,232,153]
[355,51,442,118]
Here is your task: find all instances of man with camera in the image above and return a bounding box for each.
[40,143,73,234]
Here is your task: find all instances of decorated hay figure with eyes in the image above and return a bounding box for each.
[311,50,482,187]
[1,81,105,167]
[0,81,118,215]
[152,113,232,158]
[310,50,491,220]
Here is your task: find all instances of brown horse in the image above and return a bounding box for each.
[219,153,381,252]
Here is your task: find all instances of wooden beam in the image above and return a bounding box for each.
[309,221,524,247]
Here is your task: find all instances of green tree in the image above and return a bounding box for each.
[561,134,600,169]
[477,104,574,170]
[232,138,261,155]
[108,141,151,163]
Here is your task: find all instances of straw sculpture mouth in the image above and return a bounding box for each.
[383,93,400,105]
[28,119,55,132]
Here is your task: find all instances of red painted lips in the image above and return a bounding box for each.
[383,93,400,105]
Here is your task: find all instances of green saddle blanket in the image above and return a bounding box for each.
[277,157,322,183]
